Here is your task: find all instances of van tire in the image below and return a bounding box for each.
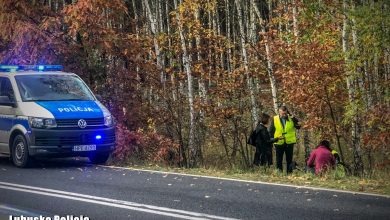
[12,135,31,168]
[88,153,109,164]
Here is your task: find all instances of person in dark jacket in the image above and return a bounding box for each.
[307,140,336,175]
[253,113,282,167]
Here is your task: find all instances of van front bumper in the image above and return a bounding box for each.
[26,127,116,157]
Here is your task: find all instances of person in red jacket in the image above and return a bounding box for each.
[307,140,336,175]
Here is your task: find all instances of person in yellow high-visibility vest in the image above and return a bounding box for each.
[269,105,301,174]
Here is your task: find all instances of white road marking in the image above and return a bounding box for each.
[99,165,390,199]
[0,181,238,220]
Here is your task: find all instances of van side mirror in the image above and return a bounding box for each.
[0,96,16,107]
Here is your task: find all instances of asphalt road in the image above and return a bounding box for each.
[0,157,389,220]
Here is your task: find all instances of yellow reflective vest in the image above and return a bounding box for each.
[273,115,297,145]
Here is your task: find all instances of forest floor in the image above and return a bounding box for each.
[108,161,390,196]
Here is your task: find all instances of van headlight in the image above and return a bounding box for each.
[104,115,113,127]
[29,117,57,128]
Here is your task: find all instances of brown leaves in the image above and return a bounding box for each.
[362,104,390,151]
[63,0,128,48]
[0,0,63,64]
[113,123,180,165]
[273,37,346,133]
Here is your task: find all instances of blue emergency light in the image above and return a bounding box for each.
[95,135,102,140]
[0,65,19,72]
[0,65,63,72]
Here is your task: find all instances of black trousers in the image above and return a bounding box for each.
[260,147,273,166]
[275,144,294,173]
[253,149,261,166]
[253,147,273,166]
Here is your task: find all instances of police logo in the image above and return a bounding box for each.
[78,119,87,129]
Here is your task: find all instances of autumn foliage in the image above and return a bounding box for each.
[113,123,180,165]
[0,0,389,175]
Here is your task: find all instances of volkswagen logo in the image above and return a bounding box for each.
[78,119,87,129]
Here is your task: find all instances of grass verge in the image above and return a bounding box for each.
[108,161,390,196]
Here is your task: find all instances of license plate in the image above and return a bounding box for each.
[73,145,96,151]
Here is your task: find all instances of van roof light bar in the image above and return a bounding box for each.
[0,65,19,72]
[0,65,63,72]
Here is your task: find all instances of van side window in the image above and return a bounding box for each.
[0,77,15,104]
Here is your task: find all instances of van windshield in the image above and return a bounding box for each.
[15,74,95,101]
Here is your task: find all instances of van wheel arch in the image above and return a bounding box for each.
[11,134,31,168]
[9,130,26,156]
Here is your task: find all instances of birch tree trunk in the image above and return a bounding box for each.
[195,8,207,111]
[252,2,279,113]
[249,0,261,110]
[132,0,142,92]
[225,0,232,73]
[163,0,177,101]
[158,0,167,84]
[292,0,299,44]
[144,0,164,84]
[342,0,364,176]
[174,0,198,168]
[235,0,258,125]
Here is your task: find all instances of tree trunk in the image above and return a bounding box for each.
[225,0,232,73]
[292,0,299,44]
[235,0,258,125]
[252,1,279,113]
[195,7,207,114]
[144,0,164,84]
[174,0,198,168]
[342,0,364,176]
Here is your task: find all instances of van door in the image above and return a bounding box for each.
[0,77,16,154]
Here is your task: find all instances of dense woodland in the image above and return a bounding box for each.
[0,0,389,176]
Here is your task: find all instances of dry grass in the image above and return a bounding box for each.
[112,162,390,196]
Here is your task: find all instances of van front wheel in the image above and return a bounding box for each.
[88,153,110,164]
[12,135,31,168]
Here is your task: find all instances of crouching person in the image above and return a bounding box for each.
[307,140,336,175]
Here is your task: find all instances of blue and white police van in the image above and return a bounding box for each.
[0,65,115,167]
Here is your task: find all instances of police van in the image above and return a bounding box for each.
[0,65,116,167]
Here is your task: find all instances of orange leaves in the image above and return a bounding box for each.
[361,104,390,151]
[272,27,346,134]
[63,0,127,43]
[0,0,64,64]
